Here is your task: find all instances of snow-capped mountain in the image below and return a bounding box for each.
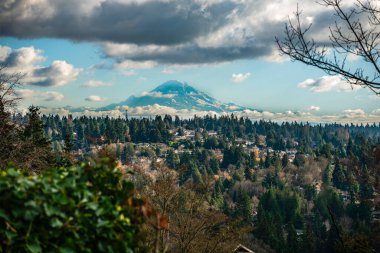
[99,80,256,112]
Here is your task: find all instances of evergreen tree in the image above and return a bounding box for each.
[286,224,299,253]
[332,159,347,190]
[22,106,55,172]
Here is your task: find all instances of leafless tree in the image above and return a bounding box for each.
[276,0,380,95]
[0,65,24,110]
[0,65,24,168]
[133,165,247,253]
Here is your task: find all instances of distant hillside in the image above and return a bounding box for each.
[99,80,257,112]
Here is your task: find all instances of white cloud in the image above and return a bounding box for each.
[231,72,251,83]
[140,92,176,98]
[85,95,107,102]
[113,60,157,76]
[347,53,360,61]
[371,109,380,115]
[261,47,289,63]
[298,75,361,92]
[0,46,11,62]
[114,60,157,70]
[7,47,45,66]
[33,60,81,87]
[343,109,366,117]
[82,80,112,88]
[15,89,64,101]
[125,104,178,116]
[308,106,320,111]
[39,91,65,101]
[0,46,81,87]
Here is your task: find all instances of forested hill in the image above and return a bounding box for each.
[5,111,380,252]
[37,113,379,154]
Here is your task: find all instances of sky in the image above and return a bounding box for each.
[0,0,379,123]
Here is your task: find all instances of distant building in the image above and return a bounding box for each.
[208,131,218,136]
[314,182,322,194]
[339,190,350,202]
[296,229,304,236]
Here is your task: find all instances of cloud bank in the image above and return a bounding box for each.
[38,105,380,124]
[0,0,350,65]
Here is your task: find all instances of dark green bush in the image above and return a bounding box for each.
[0,160,143,252]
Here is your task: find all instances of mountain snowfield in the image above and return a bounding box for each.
[99,80,255,112]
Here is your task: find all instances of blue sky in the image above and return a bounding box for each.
[0,0,379,123]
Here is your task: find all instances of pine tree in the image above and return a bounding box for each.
[22,106,55,172]
[332,159,347,190]
[286,224,299,253]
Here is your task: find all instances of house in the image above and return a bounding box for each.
[250,146,260,161]
[296,229,304,236]
[233,244,255,253]
[314,182,322,194]
[340,191,350,202]
[208,131,218,136]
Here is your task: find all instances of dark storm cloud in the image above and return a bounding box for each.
[0,0,350,64]
[111,43,273,65]
[0,0,238,45]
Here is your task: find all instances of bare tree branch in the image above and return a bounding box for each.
[0,64,25,109]
[276,0,380,95]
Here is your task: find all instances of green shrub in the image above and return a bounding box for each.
[0,159,143,252]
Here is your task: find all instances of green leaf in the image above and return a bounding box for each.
[53,194,69,205]
[95,208,104,216]
[43,203,62,217]
[51,217,63,228]
[26,238,41,253]
[24,210,39,221]
[25,200,38,209]
[0,209,10,221]
[59,247,74,253]
[5,230,17,241]
[87,202,98,210]
[96,218,111,228]
[7,168,18,177]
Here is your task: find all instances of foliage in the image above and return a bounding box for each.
[255,188,303,252]
[0,106,55,173]
[131,166,249,253]
[3,110,380,253]
[0,160,144,252]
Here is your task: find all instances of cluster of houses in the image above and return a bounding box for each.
[173,129,300,164]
